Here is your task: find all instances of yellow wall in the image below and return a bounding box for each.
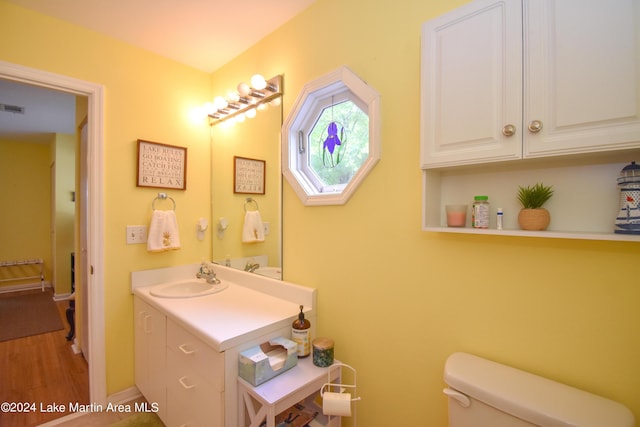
[212,0,640,425]
[0,0,212,394]
[0,139,51,287]
[2,0,640,425]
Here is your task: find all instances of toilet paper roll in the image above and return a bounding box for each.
[322,392,352,417]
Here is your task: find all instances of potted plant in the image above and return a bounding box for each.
[517,183,554,230]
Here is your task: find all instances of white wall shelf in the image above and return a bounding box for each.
[422,152,640,243]
[424,226,639,242]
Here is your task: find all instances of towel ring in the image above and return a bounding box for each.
[244,197,259,212]
[152,192,176,210]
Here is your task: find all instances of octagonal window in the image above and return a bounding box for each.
[282,66,381,206]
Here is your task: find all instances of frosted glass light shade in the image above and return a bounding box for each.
[251,74,267,90]
[237,82,251,96]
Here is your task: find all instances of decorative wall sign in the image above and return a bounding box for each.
[234,156,266,194]
[137,140,187,190]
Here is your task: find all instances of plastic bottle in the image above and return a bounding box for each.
[291,305,311,357]
[496,208,504,230]
[472,196,490,229]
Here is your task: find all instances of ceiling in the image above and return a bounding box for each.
[0,79,76,143]
[5,0,316,72]
[1,0,316,142]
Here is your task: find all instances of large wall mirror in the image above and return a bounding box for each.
[210,103,282,279]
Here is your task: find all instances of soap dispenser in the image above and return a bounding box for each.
[291,305,311,358]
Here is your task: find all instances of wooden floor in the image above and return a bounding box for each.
[0,289,89,427]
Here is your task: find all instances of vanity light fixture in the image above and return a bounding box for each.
[208,74,283,126]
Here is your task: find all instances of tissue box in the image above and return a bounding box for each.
[239,337,298,386]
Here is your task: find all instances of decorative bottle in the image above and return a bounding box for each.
[291,305,311,357]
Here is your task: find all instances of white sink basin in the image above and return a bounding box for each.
[149,279,228,298]
[254,266,282,280]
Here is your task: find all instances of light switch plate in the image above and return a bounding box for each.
[126,225,147,244]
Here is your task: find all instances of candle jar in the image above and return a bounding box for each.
[312,337,334,367]
[445,204,468,227]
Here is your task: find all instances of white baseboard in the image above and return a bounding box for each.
[53,292,72,301]
[108,386,143,405]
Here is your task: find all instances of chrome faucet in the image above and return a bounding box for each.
[196,262,221,284]
[244,261,260,273]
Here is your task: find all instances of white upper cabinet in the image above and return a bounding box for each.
[421,0,640,168]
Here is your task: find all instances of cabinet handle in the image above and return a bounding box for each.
[178,344,195,355]
[178,376,196,389]
[502,124,516,136]
[142,314,152,334]
[528,120,543,133]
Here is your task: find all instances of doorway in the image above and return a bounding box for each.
[0,60,106,405]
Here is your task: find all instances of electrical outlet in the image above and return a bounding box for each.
[126,225,147,244]
[263,222,270,236]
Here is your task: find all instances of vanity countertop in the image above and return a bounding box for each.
[132,264,316,352]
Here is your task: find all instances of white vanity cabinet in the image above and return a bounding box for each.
[134,297,167,421]
[166,318,224,427]
[132,265,317,427]
[420,0,640,168]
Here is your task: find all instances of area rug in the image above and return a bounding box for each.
[0,291,64,341]
[110,412,165,426]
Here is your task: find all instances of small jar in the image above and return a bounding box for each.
[312,337,334,367]
[472,196,490,228]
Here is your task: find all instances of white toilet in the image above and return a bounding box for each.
[443,352,635,427]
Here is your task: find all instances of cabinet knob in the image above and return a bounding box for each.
[502,124,516,136]
[528,120,543,133]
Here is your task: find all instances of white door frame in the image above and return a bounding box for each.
[0,60,106,405]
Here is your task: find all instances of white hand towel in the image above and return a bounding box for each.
[242,210,265,243]
[147,210,181,252]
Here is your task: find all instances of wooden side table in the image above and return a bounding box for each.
[238,357,341,427]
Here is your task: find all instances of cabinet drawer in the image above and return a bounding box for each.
[167,348,224,427]
[166,319,224,390]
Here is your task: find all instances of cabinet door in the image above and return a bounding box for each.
[421,0,523,168]
[525,0,640,157]
[134,297,167,421]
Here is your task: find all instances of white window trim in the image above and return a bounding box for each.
[282,66,381,206]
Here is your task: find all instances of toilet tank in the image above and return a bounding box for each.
[443,352,635,427]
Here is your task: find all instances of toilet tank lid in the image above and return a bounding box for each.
[444,353,634,427]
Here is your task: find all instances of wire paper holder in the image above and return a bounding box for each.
[320,362,361,423]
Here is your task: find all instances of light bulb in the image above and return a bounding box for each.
[269,97,282,107]
[235,113,246,123]
[245,108,257,119]
[251,74,267,90]
[204,102,216,115]
[227,91,240,103]
[213,96,228,110]
[237,82,251,96]
[221,117,236,128]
